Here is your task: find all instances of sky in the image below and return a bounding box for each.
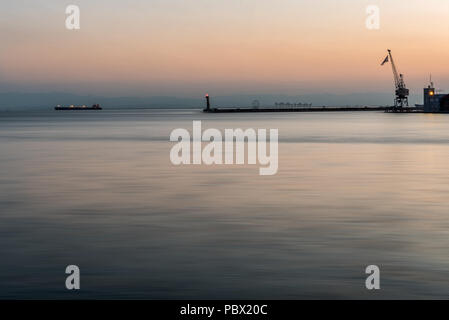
[1,0,449,98]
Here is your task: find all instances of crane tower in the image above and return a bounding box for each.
[381,49,409,111]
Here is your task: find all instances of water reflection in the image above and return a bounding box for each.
[1,110,449,298]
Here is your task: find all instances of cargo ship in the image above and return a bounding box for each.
[55,104,102,110]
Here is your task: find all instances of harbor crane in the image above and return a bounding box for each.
[381,49,409,111]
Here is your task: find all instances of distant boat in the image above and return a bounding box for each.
[55,104,102,110]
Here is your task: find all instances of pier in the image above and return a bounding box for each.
[201,95,427,113]
[204,106,390,113]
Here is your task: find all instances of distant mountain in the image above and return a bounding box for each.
[0,92,201,110]
[210,93,422,108]
[0,92,422,110]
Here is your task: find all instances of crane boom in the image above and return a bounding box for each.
[388,49,401,89]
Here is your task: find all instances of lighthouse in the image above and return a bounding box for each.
[205,94,211,111]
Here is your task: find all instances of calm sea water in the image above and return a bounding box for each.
[1,109,449,299]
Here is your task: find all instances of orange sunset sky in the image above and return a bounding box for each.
[1,0,449,97]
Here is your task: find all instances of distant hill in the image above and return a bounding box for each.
[0,92,201,110]
[0,92,422,111]
[210,93,422,108]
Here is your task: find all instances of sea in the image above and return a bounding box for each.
[1,109,449,299]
